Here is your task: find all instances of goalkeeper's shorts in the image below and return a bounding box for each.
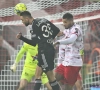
[21,66,49,84]
[21,66,36,82]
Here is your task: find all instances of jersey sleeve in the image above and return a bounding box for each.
[20,35,37,46]
[71,27,81,37]
[15,43,27,63]
[58,34,77,45]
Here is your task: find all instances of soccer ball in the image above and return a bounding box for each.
[14,3,27,15]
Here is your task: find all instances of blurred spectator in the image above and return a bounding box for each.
[89,48,100,82]
[90,41,98,50]
[0,36,10,72]
[83,43,91,64]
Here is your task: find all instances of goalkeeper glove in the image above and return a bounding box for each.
[10,63,17,72]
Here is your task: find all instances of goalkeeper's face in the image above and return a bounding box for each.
[20,16,29,26]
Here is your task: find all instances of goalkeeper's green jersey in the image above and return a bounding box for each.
[15,43,38,68]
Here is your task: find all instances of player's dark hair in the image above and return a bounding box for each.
[63,13,73,20]
[20,11,32,18]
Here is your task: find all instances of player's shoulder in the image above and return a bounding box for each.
[35,18,48,23]
[73,24,80,29]
[33,18,49,28]
[32,18,41,25]
[34,18,42,22]
[71,24,81,32]
[74,23,80,27]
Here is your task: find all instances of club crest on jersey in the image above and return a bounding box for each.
[75,28,78,33]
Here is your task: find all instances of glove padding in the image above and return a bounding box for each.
[10,63,17,72]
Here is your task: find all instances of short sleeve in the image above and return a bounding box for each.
[71,27,81,37]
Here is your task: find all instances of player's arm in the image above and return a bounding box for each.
[56,31,64,37]
[57,34,77,45]
[16,32,37,46]
[10,43,27,72]
[20,36,37,46]
[53,34,77,46]
[54,28,80,45]
[15,44,27,64]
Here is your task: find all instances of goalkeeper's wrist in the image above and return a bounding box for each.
[14,62,18,66]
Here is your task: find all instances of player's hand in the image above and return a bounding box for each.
[16,32,22,39]
[10,63,17,72]
[57,31,64,37]
[53,41,60,47]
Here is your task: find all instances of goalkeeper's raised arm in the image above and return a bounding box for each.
[10,43,27,72]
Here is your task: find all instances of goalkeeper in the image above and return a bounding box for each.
[10,43,52,90]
